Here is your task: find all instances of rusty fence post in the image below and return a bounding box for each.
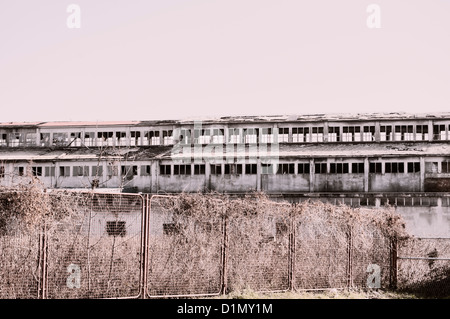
[390,237,398,290]
[140,194,150,299]
[288,214,296,291]
[37,223,48,299]
[220,215,228,295]
[346,228,353,289]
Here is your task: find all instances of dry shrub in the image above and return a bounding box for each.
[147,194,225,295]
[397,238,450,297]
[147,193,410,294]
[0,185,415,298]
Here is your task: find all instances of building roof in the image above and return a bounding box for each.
[1,112,450,129]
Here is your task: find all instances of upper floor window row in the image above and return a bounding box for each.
[1,123,450,148]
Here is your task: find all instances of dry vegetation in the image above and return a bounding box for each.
[0,179,448,299]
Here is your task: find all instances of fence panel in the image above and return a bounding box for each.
[0,229,42,298]
[226,202,291,293]
[146,195,223,297]
[351,234,392,289]
[397,237,450,297]
[293,221,349,290]
[45,192,144,299]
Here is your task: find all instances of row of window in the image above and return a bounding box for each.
[2,123,450,147]
[2,160,448,179]
[8,165,151,178]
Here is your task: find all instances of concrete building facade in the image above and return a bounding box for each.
[0,112,449,237]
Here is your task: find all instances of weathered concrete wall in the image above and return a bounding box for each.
[368,173,421,192]
[395,206,450,237]
[263,174,310,193]
[157,175,207,193]
[313,174,365,192]
[209,175,257,193]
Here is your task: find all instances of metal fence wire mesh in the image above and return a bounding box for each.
[226,202,291,293]
[0,230,42,298]
[146,195,223,297]
[397,237,450,297]
[45,192,144,299]
[3,190,446,298]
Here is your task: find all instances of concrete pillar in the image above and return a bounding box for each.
[364,157,369,192]
[420,157,425,192]
[309,158,314,192]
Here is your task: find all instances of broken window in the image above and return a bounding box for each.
[97,132,114,146]
[228,128,241,144]
[385,162,404,173]
[59,166,71,177]
[173,164,192,175]
[245,163,257,175]
[380,125,393,141]
[278,127,289,143]
[162,130,174,145]
[116,131,127,146]
[84,132,96,146]
[39,133,51,146]
[369,162,382,173]
[140,165,151,176]
[107,165,118,176]
[160,164,171,175]
[16,166,25,176]
[73,166,89,177]
[194,129,211,144]
[310,127,324,142]
[69,132,82,147]
[210,164,222,175]
[261,163,275,174]
[0,133,7,146]
[31,166,42,177]
[342,126,361,142]
[53,133,69,146]
[194,164,206,175]
[298,163,310,174]
[433,124,447,141]
[352,162,365,174]
[9,133,22,147]
[415,125,429,141]
[92,165,104,177]
[45,167,56,177]
[130,131,141,146]
[243,128,259,143]
[292,127,309,143]
[145,131,160,145]
[363,126,375,141]
[328,126,340,142]
[395,125,414,141]
[0,166,4,178]
[276,163,294,174]
[314,163,327,174]
[441,161,450,174]
[224,164,242,175]
[211,128,225,143]
[121,165,138,179]
[329,163,349,174]
[260,128,274,143]
[407,162,421,173]
[25,133,36,146]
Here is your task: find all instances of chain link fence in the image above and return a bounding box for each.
[1,190,448,298]
[397,237,450,297]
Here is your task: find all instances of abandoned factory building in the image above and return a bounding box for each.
[0,112,450,236]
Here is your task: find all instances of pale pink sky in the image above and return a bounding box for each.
[1,0,449,122]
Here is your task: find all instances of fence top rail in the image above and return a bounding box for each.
[397,256,450,261]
